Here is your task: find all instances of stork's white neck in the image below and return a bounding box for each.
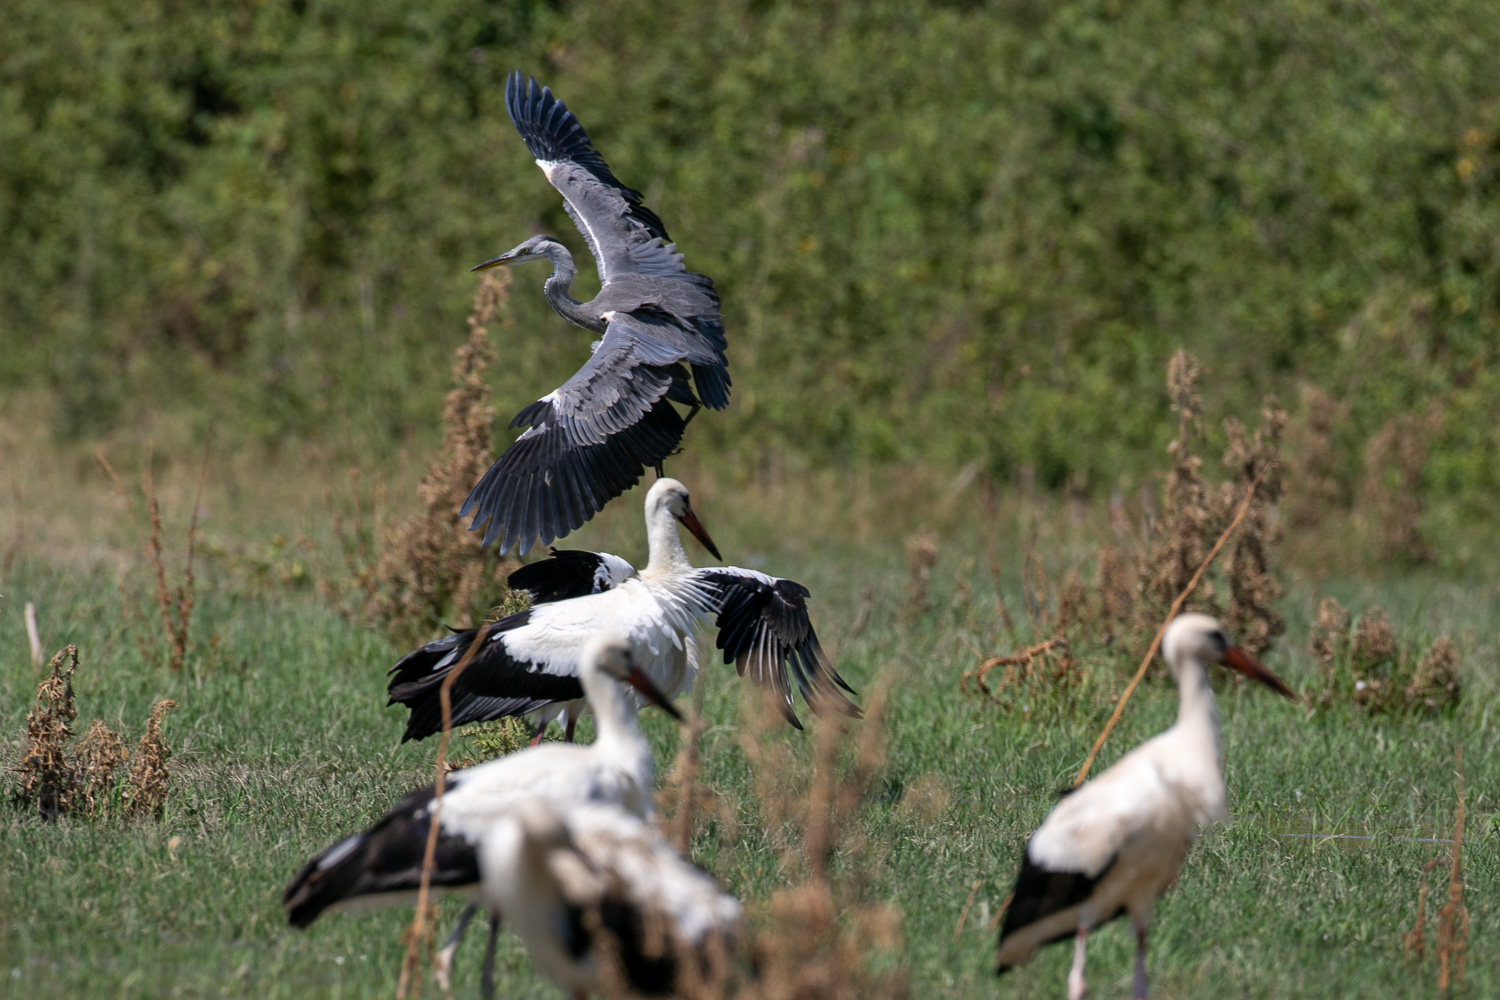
[642,500,694,577]
[1170,657,1223,766]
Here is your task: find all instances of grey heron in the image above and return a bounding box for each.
[388,478,860,744]
[995,613,1296,999]
[461,72,730,554]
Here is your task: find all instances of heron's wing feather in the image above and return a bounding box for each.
[506,71,682,284]
[509,548,638,604]
[460,318,693,553]
[690,568,862,728]
[386,611,587,742]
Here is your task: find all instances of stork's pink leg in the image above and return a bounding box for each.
[529,720,548,747]
[1067,922,1089,1000]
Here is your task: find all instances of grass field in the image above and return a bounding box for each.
[2,460,1496,999]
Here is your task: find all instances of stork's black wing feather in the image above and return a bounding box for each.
[995,847,1124,975]
[387,612,584,742]
[509,548,637,604]
[283,780,480,927]
[691,568,861,728]
[460,313,701,553]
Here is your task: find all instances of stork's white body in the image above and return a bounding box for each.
[481,800,741,999]
[997,613,1295,1000]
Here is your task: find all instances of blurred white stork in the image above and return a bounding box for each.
[284,635,680,996]
[388,477,861,743]
[996,612,1297,999]
[481,798,742,999]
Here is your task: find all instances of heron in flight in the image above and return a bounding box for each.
[462,72,730,553]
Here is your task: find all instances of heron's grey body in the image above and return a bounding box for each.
[462,73,730,554]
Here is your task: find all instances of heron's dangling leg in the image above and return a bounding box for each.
[434,902,480,993]
[1132,925,1149,1000]
[1067,921,1090,1000]
[479,909,501,1000]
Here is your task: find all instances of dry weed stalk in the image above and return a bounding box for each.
[1075,477,1267,787]
[397,622,493,1000]
[1285,385,1347,530]
[1311,601,1462,713]
[1435,746,1468,993]
[960,637,1079,708]
[735,687,906,1000]
[1308,597,1351,698]
[97,443,208,672]
[369,271,520,642]
[1092,546,1135,643]
[903,531,939,615]
[1403,856,1445,959]
[1219,398,1287,654]
[1409,638,1461,709]
[1361,411,1439,563]
[74,719,128,819]
[659,683,711,855]
[124,699,178,819]
[15,645,79,818]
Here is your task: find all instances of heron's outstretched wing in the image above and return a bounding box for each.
[506,71,681,285]
[509,549,638,605]
[690,568,862,728]
[461,312,710,553]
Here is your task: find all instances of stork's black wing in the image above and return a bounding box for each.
[387,611,584,742]
[283,779,481,927]
[691,568,861,729]
[509,548,637,604]
[460,311,720,553]
[996,847,1124,974]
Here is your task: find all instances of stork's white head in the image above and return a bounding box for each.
[1162,612,1297,698]
[645,478,721,560]
[578,633,684,722]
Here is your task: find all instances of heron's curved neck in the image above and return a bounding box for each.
[643,504,693,577]
[539,247,603,332]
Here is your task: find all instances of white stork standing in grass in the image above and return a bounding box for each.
[995,612,1297,1000]
[481,798,742,1000]
[284,635,680,997]
[387,477,861,743]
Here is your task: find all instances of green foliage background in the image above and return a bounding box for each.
[5,0,1500,508]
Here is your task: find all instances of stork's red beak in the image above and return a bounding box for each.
[676,505,722,561]
[1223,646,1298,700]
[625,667,684,721]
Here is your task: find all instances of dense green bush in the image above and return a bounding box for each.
[4,0,1499,512]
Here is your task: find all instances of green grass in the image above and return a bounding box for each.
[2,504,1497,999]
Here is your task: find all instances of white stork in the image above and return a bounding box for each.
[995,612,1297,999]
[388,477,861,743]
[480,798,742,999]
[284,635,680,996]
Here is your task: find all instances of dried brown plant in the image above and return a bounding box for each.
[1219,398,1287,654]
[1284,385,1347,530]
[124,700,178,819]
[97,443,208,672]
[1409,637,1461,710]
[15,645,79,819]
[1435,746,1469,993]
[1361,411,1439,563]
[1092,545,1135,643]
[1308,597,1351,699]
[368,271,521,642]
[961,636,1080,708]
[735,686,907,1000]
[1136,352,1220,636]
[1403,857,1445,959]
[903,531,939,615]
[74,720,128,819]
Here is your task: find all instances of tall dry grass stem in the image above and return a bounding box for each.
[1073,474,1266,788]
[396,621,493,1000]
[25,601,42,667]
